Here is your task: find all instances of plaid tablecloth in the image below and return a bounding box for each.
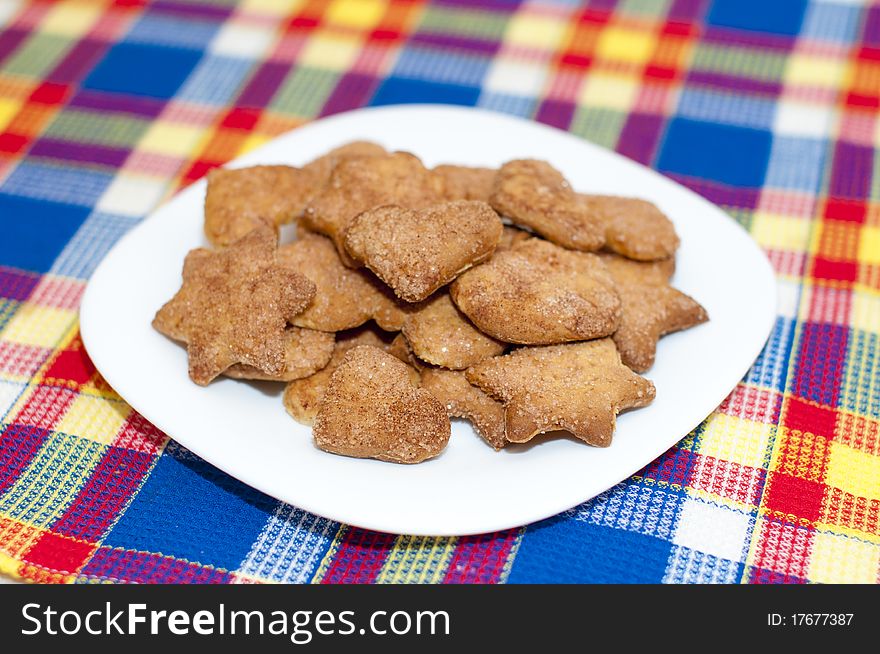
[0,0,878,584]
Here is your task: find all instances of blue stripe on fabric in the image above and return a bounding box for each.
[677,88,777,132]
[477,91,537,118]
[763,136,828,193]
[663,545,746,583]
[2,162,114,208]
[392,46,491,87]
[176,54,256,105]
[50,211,140,280]
[103,442,276,571]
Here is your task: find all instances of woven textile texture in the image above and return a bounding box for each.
[0,0,878,584]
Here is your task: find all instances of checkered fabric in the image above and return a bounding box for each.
[0,0,878,584]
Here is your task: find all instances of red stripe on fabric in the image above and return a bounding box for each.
[13,385,77,430]
[319,528,395,583]
[443,529,518,583]
[114,411,167,454]
[29,82,69,105]
[824,198,866,223]
[716,385,781,424]
[688,453,767,506]
[763,472,827,524]
[823,487,880,536]
[750,519,814,580]
[80,547,232,583]
[22,530,96,579]
[783,398,837,440]
[43,337,97,388]
[0,423,51,496]
[0,133,29,154]
[51,445,158,541]
[812,257,857,283]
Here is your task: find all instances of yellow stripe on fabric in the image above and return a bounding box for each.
[55,394,131,446]
[0,517,45,561]
[40,0,107,38]
[0,549,24,581]
[496,527,526,584]
[808,531,880,583]
[825,441,880,501]
[374,536,457,584]
[309,525,348,584]
[1,304,75,348]
[0,432,106,527]
[859,226,880,266]
[698,412,775,470]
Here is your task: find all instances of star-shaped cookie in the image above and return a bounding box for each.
[600,253,708,372]
[203,142,387,248]
[466,339,655,446]
[153,226,316,385]
[421,367,506,450]
[450,237,621,344]
[224,326,334,381]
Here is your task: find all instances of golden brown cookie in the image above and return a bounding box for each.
[302,151,443,266]
[204,165,316,247]
[600,254,708,372]
[283,327,417,425]
[153,226,316,385]
[313,345,450,464]
[490,159,605,251]
[302,140,387,182]
[420,367,506,450]
[402,293,504,369]
[344,200,503,302]
[224,327,334,381]
[433,165,496,202]
[580,195,679,261]
[466,339,655,446]
[277,232,406,332]
[496,225,532,252]
[450,238,620,345]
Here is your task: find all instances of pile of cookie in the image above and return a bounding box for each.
[154,142,707,464]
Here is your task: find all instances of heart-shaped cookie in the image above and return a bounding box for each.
[313,345,450,463]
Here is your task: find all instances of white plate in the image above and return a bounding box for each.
[80,105,775,536]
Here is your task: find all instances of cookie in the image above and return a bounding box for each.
[313,345,450,464]
[490,159,605,252]
[302,140,387,182]
[277,231,406,332]
[224,327,334,381]
[600,254,708,372]
[420,367,506,450]
[466,339,655,446]
[204,165,315,247]
[344,200,503,302]
[580,195,679,261]
[402,293,504,369]
[153,226,316,385]
[283,327,417,425]
[496,225,532,252]
[433,165,496,202]
[450,238,620,345]
[302,151,443,266]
